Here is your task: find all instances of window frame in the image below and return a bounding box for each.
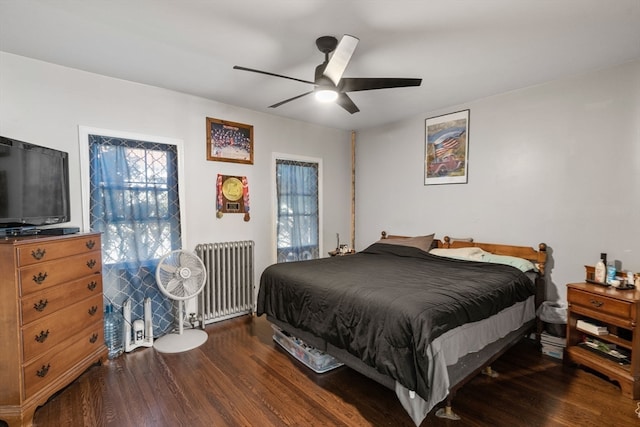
[271,152,323,264]
[78,126,187,249]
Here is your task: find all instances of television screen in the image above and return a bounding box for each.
[0,136,70,232]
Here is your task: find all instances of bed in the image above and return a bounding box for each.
[256,232,547,425]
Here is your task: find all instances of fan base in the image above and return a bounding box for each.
[153,329,208,354]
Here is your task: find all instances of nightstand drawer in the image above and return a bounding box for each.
[568,288,632,319]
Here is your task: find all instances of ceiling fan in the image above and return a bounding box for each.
[233,35,422,114]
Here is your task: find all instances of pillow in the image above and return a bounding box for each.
[429,247,486,261]
[480,253,537,272]
[376,233,435,252]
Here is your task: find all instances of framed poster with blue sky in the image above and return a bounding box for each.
[424,109,469,185]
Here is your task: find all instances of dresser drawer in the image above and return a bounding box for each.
[23,323,103,399]
[22,293,103,362]
[21,276,103,325]
[19,251,102,296]
[16,235,100,267]
[568,288,632,319]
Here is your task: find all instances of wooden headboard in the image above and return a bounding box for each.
[380,231,547,275]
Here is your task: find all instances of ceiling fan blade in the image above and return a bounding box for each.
[233,65,314,85]
[340,77,422,92]
[269,91,314,108]
[336,93,360,114]
[323,34,359,86]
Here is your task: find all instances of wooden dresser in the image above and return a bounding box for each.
[0,232,107,427]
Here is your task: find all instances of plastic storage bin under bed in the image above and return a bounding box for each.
[272,324,343,373]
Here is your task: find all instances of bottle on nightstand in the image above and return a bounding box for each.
[594,258,606,283]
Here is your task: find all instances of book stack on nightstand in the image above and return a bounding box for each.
[540,331,566,359]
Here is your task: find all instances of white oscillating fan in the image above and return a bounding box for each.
[153,250,208,353]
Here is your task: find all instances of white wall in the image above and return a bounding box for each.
[3,52,639,303]
[356,60,640,302]
[0,52,353,288]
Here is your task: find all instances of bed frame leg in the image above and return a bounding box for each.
[435,404,461,420]
[482,366,499,378]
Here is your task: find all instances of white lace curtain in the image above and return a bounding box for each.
[89,135,182,336]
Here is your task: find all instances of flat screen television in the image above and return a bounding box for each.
[0,136,71,235]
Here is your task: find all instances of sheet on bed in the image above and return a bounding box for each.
[257,242,535,403]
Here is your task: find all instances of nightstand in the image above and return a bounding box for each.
[565,282,640,398]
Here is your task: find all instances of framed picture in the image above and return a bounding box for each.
[206,117,254,164]
[424,109,470,185]
[216,174,251,221]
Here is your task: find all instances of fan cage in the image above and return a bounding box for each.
[156,250,207,301]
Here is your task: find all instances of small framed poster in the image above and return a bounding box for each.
[206,117,253,164]
[425,109,470,185]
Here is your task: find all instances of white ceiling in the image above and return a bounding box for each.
[1,0,639,131]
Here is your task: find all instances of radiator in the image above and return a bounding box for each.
[195,240,255,325]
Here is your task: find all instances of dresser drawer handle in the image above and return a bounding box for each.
[32,272,48,285]
[35,329,50,343]
[86,259,97,269]
[87,281,98,291]
[89,333,99,344]
[88,305,98,316]
[589,299,604,308]
[36,363,51,378]
[86,239,96,250]
[33,299,49,312]
[31,248,46,260]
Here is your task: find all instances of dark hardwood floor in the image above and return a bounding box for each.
[18,315,638,426]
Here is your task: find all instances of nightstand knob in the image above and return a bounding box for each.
[589,299,604,308]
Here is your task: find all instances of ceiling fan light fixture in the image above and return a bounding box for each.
[315,88,338,103]
[234,34,421,113]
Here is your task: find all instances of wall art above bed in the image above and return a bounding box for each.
[424,109,470,185]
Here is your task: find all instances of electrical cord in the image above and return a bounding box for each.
[635,402,640,418]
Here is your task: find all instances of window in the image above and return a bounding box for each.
[275,158,321,262]
[89,136,181,263]
[86,132,182,335]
